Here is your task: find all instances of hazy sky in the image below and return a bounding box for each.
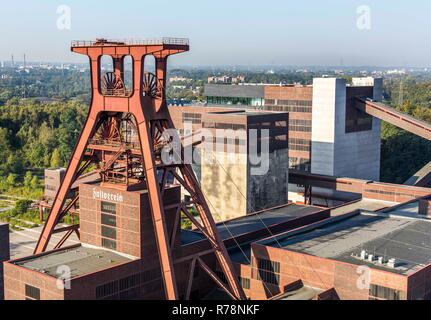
[0,0,430,67]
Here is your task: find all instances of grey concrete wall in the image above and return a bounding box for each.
[0,223,10,300]
[248,148,289,213]
[311,78,345,176]
[311,77,381,181]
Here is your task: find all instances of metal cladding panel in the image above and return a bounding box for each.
[204,84,265,99]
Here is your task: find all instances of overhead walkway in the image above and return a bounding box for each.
[404,161,431,187]
[355,98,431,186]
[355,97,431,141]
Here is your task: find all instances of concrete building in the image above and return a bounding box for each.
[0,223,10,299]
[170,106,289,221]
[311,77,382,181]
[203,77,385,205]
[44,168,66,201]
[200,111,289,221]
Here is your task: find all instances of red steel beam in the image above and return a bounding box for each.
[34,39,245,301]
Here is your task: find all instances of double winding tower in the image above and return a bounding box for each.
[34,38,245,300]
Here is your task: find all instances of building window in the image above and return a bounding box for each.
[101,225,116,239]
[119,274,141,291]
[95,269,163,299]
[101,201,117,250]
[289,138,311,151]
[101,213,116,227]
[369,284,403,300]
[289,119,312,132]
[239,277,251,289]
[25,284,40,300]
[101,201,117,215]
[254,270,280,285]
[96,281,119,299]
[101,238,117,250]
[252,258,280,285]
[182,112,202,124]
[257,259,280,273]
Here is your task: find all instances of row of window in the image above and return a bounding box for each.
[25,284,40,300]
[265,99,312,107]
[202,122,247,130]
[248,259,404,300]
[101,201,117,250]
[369,284,403,300]
[207,96,263,106]
[265,105,312,113]
[289,138,312,152]
[23,280,403,300]
[204,136,247,146]
[182,112,202,124]
[96,268,162,299]
[251,259,281,285]
[289,119,312,133]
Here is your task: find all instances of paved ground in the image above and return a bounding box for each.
[9,225,80,259]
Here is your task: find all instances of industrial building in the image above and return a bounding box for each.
[5,171,431,300]
[0,223,9,299]
[204,78,382,181]
[201,77,431,204]
[3,38,431,301]
[249,196,431,300]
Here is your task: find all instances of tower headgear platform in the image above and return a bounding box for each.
[34,37,245,300]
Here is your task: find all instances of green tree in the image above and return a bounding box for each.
[50,148,62,168]
[10,199,32,216]
[23,171,33,189]
[30,176,39,189]
[6,173,17,187]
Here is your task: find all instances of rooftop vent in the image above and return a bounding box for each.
[387,258,397,268]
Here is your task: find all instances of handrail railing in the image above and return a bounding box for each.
[71,37,189,47]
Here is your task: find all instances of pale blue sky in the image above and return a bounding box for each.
[0,0,430,67]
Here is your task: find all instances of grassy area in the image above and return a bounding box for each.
[0,209,40,230]
[1,185,43,200]
[0,199,41,230]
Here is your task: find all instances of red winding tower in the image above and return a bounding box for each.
[34,38,245,300]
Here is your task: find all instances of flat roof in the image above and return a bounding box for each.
[180,203,325,264]
[222,204,324,264]
[330,198,397,217]
[217,204,323,240]
[259,205,431,275]
[13,245,133,278]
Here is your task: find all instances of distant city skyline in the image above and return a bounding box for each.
[0,1,430,67]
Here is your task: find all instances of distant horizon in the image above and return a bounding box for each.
[2,59,430,71]
[1,1,430,67]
